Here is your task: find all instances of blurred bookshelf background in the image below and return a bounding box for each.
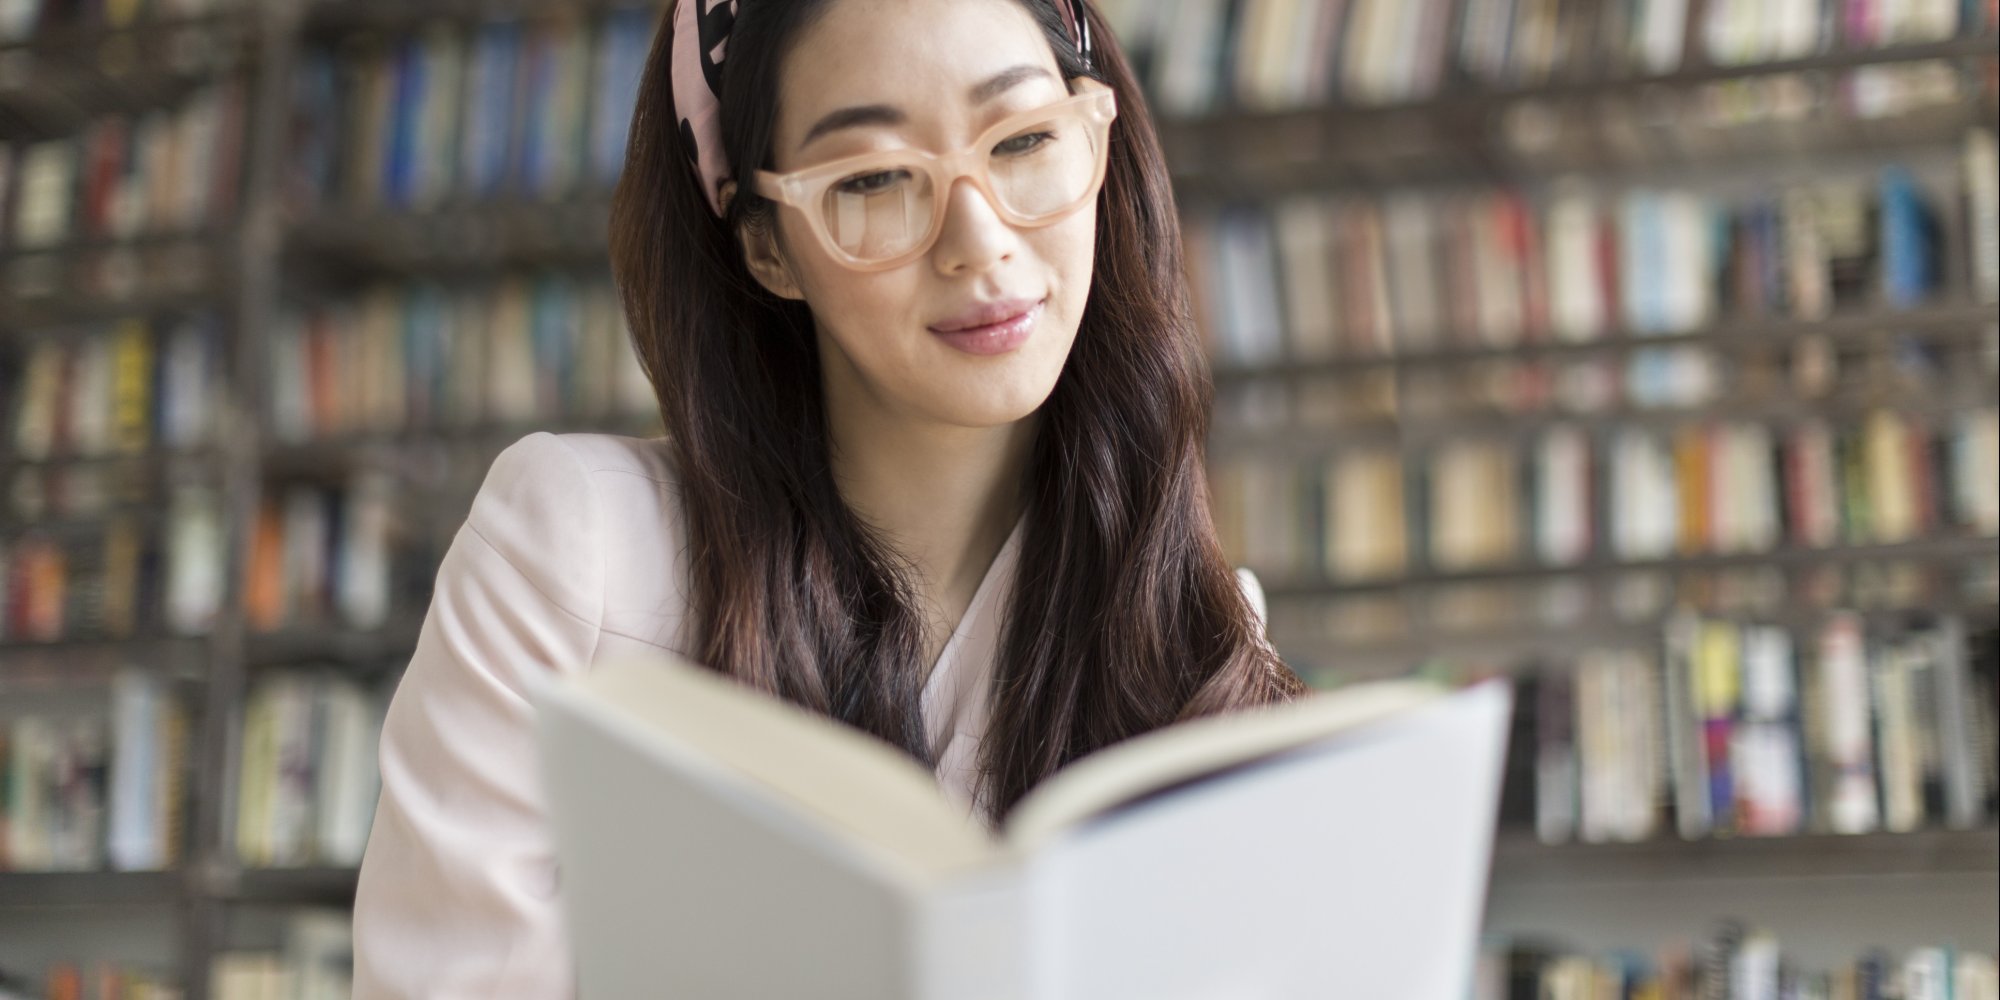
[0,0,1994,994]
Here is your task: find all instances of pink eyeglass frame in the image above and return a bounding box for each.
[750,78,1119,272]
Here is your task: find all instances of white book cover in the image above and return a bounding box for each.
[536,653,1513,1000]
[285,909,357,1000]
[337,471,394,631]
[9,718,56,869]
[1958,410,2000,534]
[1534,424,1591,566]
[1637,0,1689,73]
[1660,191,1714,334]
[1958,954,2000,1000]
[107,671,165,871]
[1968,130,1999,303]
[1545,188,1604,344]
[1157,0,1228,118]
[313,678,381,866]
[1818,614,1881,835]
[165,485,224,636]
[1273,194,1340,361]
[1231,0,1285,110]
[1457,0,1512,81]
[1736,625,1804,836]
[16,140,75,248]
[1384,194,1442,352]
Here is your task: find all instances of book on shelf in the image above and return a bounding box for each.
[1209,405,2000,586]
[1516,609,1998,844]
[0,0,239,42]
[209,909,350,1000]
[1477,927,2000,1000]
[242,472,400,635]
[1,670,187,873]
[289,5,660,212]
[1098,0,1996,117]
[266,275,655,445]
[8,961,181,1000]
[0,483,226,643]
[234,670,387,870]
[2,83,244,251]
[1189,155,1979,369]
[10,313,223,462]
[535,651,1513,999]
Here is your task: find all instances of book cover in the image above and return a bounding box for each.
[536,654,1513,999]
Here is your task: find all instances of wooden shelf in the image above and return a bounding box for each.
[259,419,661,472]
[285,197,616,276]
[302,0,651,36]
[1490,828,2000,885]
[0,13,257,138]
[0,447,225,473]
[1211,301,2000,382]
[1211,382,2000,455]
[1160,35,2000,193]
[0,238,236,331]
[1257,534,2000,599]
[226,866,359,906]
[246,620,424,667]
[0,870,186,907]
[1275,600,2000,670]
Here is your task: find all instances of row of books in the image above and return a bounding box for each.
[0,83,246,253]
[1219,328,1998,442]
[1,963,180,1000]
[1209,408,2000,582]
[9,313,223,462]
[267,274,657,444]
[0,0,234,42]
[1478,929,1999,1000]
[1188,141,1995,368]
[0,672,188,872]
[288,6,655,211]
[234,670,386,870]
[1096,0,2000,116]
[0,489,226,643]
[1515,610,1996,844]
[242,472,405,635]
[209,911,350,1000]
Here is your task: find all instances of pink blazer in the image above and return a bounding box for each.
[350,431,1268,998]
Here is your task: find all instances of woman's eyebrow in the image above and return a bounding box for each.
[797,64,1056,153]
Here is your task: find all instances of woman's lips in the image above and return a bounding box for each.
[929,297,1044,356]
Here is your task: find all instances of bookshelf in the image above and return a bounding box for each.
[2,0,1997,995]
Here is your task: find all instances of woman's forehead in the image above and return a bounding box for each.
[775,0,1063,154]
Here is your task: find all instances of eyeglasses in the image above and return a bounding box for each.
[752,78,1118,272]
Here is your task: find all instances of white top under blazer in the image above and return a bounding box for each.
[350,431,1269,998]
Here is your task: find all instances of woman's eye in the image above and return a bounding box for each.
[995,130,1056,156]
[834,169,911,196]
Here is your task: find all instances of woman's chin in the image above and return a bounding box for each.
[920,375,1061,429]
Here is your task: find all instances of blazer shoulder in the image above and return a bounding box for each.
[461,432,611,623]
[550,431,680,488]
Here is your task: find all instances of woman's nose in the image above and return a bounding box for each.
[929,174,1017,276]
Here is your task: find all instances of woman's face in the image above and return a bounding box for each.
[739,0,1096,431]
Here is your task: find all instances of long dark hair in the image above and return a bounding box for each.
[609,0,1305,827]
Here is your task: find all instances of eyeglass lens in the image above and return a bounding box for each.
[819,107,1103,262]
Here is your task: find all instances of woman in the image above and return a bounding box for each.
[351,0,1306,995]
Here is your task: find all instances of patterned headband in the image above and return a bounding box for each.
[671,0,1097,218]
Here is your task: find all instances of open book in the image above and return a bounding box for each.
[533,652,1513,1000]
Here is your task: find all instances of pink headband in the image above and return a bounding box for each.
[671,0,1096,219]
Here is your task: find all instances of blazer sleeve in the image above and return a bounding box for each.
[353,433,605,1000]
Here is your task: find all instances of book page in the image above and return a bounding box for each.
[558,652,1000,880]
[1001,679,1444,851]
